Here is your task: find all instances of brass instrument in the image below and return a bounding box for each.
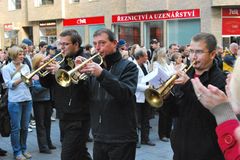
[21,51,65,85]
[145,62,195,108]
[55,53,103,87]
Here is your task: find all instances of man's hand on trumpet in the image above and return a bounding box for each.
[174,70,190,85]
[80,62,103,77]
[46,62,61,75]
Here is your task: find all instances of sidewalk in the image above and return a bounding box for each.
[0,116,173,160]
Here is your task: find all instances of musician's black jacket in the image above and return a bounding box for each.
[165,61,226,160]
[39,48,90,121]
[88,50,138,143]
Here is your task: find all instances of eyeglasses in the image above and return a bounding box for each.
[59,42,72,46]
[189,49,208,55]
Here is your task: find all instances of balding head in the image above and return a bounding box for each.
[230,43,239,55]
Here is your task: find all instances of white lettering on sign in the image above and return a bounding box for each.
[114,10,196,22]
[77,19,87,24]
[229,9,239,15]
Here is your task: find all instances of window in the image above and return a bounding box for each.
[70,0,80,3]
[34,0,54,7]
[8,0,21,11]
[42,0,54,5]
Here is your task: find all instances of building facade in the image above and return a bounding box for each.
[0,0,239,49]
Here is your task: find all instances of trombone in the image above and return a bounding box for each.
[55,53,103,87]
[144,62,195,108]
[21,51,65,85]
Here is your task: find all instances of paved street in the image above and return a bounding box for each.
[0,116,173,160]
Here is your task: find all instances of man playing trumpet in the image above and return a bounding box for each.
[39,29,92,160]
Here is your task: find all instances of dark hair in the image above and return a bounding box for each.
[60,29,82,47]
[93,28,116,42]
[169,43,178,49]
[179,46,186,53]
[192,32,217,53]
[39,41,47,48]
[85,44,92,51]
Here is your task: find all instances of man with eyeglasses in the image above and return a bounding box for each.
[164,33,226,160]
[39,29,92,160]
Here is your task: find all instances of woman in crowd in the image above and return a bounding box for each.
[2,46,32,160]
[171,52,185,71]
[191,57,240,160]
[31,54,56,154]
[151,48,175,142]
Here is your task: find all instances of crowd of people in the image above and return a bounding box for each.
[0,28,239,160]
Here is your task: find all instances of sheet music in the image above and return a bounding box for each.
[141,67,172,88]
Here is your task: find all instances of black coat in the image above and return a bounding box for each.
[89,51,138,143]
[40,49,90,121]
[168,62,226,160]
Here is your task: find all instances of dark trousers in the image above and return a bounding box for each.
[93,141,136,160]
[136,102,150,142]
[33,101,53,151]
[59,120,92,160]
[158,106,172,139]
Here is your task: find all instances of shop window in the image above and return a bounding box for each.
[144,21,164,48]
[63,26,85,46]
[167,19,200,47]
[8,0,21,11]
[113,23,140,46]
[89,25,105,45]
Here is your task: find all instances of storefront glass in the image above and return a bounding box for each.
[113,23,140,47]
[4,30,18,47]
[167,19,200,47]
[89,25,105,45]
[144,21,164,48]
[63,26,85,46]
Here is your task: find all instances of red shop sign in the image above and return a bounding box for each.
[63,16,104,26]
[222,18,240,35]
[4,23,13,31]
[112,9,200,23]
[222,8,240,17]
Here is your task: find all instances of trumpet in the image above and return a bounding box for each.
[144,62,195,108]
[55,53,103,87]
[21,51,65,85]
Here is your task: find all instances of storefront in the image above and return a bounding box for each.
[3,23,19,47]
[222,8,240,48]
[112,9,201,48]
[39,21,57,45]
[63,16,105,46]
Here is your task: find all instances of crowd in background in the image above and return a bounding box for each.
[0,29,239,160]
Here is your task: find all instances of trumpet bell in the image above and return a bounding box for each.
[145,88,163,108]
[55,69,71,87]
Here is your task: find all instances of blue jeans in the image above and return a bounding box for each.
[8,101,32,156]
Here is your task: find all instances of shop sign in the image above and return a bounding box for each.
[63,16,104,26]
[40,21,56,27]
[222,18,240,35]
[222,8,240,17]
[112,9,200,23]
[4,23,13,31]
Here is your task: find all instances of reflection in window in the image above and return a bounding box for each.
[145,21,164,48]
[113,23,140,46]
[8,0,21,11]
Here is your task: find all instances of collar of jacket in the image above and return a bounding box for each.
[188,60,219,83]
[104,50,122,70]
